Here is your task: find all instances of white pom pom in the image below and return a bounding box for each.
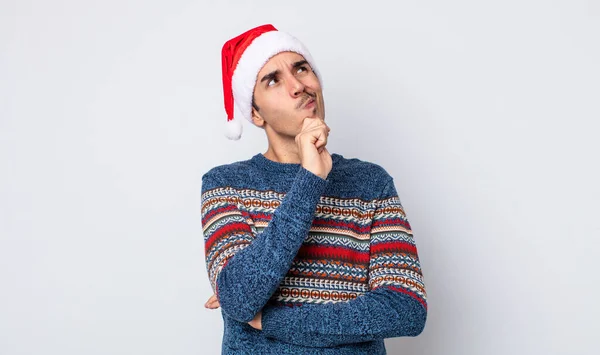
[224,117,243,140]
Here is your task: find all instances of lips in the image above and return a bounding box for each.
[304,98,315,109]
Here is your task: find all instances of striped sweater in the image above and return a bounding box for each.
[201,152,427,354]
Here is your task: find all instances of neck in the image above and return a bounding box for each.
[263,137,301,164]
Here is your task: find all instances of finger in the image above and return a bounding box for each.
[204,295,216,304]
[206,300,220,309]
[302,116,325,131]
[314,130,328,149]
[208,297,220,306]
[306,125,328,135]
[205,294,219,308]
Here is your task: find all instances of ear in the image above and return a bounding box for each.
[251,107,265,127]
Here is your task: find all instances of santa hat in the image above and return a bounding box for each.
[221,24,321,140]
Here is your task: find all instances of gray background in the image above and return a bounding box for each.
[1,0,598,354]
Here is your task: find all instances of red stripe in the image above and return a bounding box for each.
[202,204,239,225]
[205,221,252,253]
[371,241,417,254]
[297,244,370,263]
[251,212,272,221]
[372,218,411,229]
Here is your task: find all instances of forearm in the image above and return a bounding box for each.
[260,286,427,347]
[214,167,328,322]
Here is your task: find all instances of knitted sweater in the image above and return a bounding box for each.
[201,152,428,354]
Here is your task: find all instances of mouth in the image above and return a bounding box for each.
[303,98,316,109]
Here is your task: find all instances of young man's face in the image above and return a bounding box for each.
[251,51,324,139]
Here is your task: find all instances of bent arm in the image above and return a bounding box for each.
[261,176,428,347]
[202,167,328,323]
[261,286,427,347]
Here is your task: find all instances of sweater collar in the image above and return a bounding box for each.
[251,152,341,174]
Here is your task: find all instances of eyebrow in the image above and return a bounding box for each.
[259,60,310,83]
[292,60,308,69]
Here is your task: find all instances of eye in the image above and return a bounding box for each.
[296,65,309,74]
[267,78,278,87]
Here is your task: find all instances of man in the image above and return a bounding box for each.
[201,24,427,354]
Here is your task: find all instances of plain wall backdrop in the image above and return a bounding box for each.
[1,1,598,354]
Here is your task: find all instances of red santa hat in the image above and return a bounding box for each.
[221,24,322,140]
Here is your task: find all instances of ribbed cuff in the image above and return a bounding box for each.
[261,304,291,339]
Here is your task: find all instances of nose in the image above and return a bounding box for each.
[288,76,305,97]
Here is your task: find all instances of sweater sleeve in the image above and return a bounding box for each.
[201,167,329,323]
[260,178,428,347]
